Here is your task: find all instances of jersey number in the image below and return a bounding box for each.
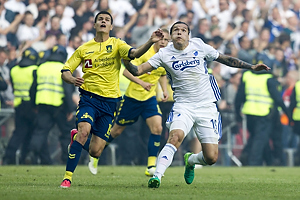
[85,59,92,68]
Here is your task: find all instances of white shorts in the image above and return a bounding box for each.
[166,102,222,144]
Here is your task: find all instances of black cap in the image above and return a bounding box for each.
[19,48,38,66]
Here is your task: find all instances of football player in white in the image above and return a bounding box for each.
[123,21,270,188]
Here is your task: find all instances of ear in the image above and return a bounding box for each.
[110,25,113,31]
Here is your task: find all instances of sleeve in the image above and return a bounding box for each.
[234,75,245,122]
[267,78,290,118]
[62,48,83,74]
[117,39,134,60]
[0,72,8,91]
[148,50,163,69]
[193,38,219,61]
[290,87,296,120]
[63,81,76,113]
[203,42,219,61]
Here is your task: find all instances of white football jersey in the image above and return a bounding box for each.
[148,38,221,104]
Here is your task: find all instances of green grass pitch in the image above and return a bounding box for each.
[0,166,299,200]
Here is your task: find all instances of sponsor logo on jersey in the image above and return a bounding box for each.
[84,59,92,68]
[172,59,200,71]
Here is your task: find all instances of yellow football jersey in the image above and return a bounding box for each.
[125,45,166,101]
[63,37,133,98]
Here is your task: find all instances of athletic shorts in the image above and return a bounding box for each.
[166,102,222,144]
[76,92,118,141]
[115,95,162,126]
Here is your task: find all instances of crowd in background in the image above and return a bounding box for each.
[0,0,300,166]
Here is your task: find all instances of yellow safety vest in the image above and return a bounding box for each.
[36,61,64,106]
[10,65,37,107]
[292,81,300,120]
[242,71,273,116]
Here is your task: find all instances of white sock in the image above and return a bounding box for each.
[188,151,208,166]
[154,143,177,180]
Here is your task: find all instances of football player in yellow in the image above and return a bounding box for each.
[88,29,171,176]
[60,11,164,188]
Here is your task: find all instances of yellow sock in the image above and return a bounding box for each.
[147,156,157,168]
[63,171,73,182]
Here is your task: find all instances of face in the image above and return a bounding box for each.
[94,14,113,33]
[155,31,170,49]
[171,23,189,46]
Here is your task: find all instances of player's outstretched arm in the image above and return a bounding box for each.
[123,69,154,91]
[129,29,164,59]
[61,70,84,87]
[123,59,155,76]
[215,53,270,71]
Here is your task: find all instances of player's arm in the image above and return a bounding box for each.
[215,53,270,71]
[123,69,154,91]
[129,29,164,59]
[61,70,84,87]
[159,75,169,102]
[123,59,155,76]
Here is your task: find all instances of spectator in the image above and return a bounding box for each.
[0,0,23,48]
[194,18,210,43]
[264,7,284,43]
[108,0,138,34]
[216,0,233,32]
[46,15,63,38]
[31,32,57,53]
[237,35,254,64]
[16,11,43,45]
[4,0,26,15]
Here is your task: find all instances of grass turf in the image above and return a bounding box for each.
[0,166,299,200]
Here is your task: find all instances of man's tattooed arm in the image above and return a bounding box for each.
[123,59,140,76]
[215,53,252,70]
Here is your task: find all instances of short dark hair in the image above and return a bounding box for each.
[94,11,113,24]
[170,21,190,35]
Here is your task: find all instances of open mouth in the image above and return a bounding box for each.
[100,24,106,28]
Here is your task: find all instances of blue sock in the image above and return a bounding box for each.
[83,138,90,151]
[104,135,115,150]
[148,134,161,157]
[66,141,82,172]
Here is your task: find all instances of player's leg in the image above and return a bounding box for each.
[145,115,162,176]
[61,121,91,188]
[60,94,95,188]
[148,128,185,188]
[148,106,192,188]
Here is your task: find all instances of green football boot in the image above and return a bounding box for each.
[148,177,160,188]
[184,152,195,184]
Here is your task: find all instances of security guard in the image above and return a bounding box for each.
[289,80,300,163]
[29,45,76,164]
[235,69,290,166]
[3,48,41,164]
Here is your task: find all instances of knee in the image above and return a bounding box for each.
[204,154,218,165]
[167,131,184,146]
[89,149,102,158]
[151,125,162,135]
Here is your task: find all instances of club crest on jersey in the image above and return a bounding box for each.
[172,59,200,71]
[106,45,112,53]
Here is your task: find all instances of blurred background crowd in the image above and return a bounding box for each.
[0,0,300,167]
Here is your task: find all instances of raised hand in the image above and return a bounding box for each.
[150,28,164,43]
[251,63,271,71]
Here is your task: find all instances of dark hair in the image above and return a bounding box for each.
[170,21,190,34]
[94,11,113,24]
